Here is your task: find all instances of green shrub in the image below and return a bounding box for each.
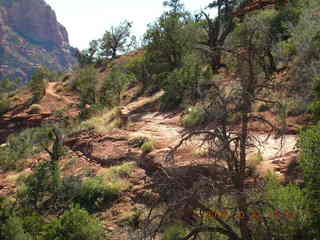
[79,103,104,120]
[72,66,97,107]
[0,97,10,115]
[259,176,309,239]
[128,135,151,148]
[1,216,32,240]
[124,53,147,83]
[74,176,119,212]
[141,141,154,153]
[298,123,320,237]
[29,104,42,114]
[160,55,212,110]
[100,67,136,106]
[18,161,61,213]
[0,127,52,170]
[162,224,188,240]
[257,104,270,112]
[29,68,48,102]
[182,106,206,128]
[45,206,105,240]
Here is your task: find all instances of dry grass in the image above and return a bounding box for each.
[97,162,136,193]
[82,107,122,134]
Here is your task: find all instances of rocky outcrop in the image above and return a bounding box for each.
[0,0,77,81]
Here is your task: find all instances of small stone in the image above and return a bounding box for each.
[106,227,115,232]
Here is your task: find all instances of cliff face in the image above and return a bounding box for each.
[0,0,77,81]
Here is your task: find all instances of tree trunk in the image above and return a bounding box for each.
[238,107,253,240]
[211,52,222,73]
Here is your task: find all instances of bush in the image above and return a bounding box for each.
[29,104,42,114]
[29,68,48,102]
[1,216,32,240]
[160,55,212,110]
[258,176,309,239]
[0,127,52,170]
[128,135,151,148]
[79,103,104,120]
[124,52,147,83]
[45,206,105,240]
[100,67,136,106]
[182,106,206,128]
[257,104,270,112]
[83,107,122,133]
[18,161,61,213]
[0,97,10,115]
[97,163,135,195]
[72,66,97,107]
[285,0,320,98]
[298,123,320,237]
[74,177,119,212]
[141,141,154,153]
[162,224,188,240]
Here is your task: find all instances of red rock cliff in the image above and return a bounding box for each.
[0,0,77,81]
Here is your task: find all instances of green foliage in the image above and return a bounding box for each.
[259,176,309,239]
[76,40,102,67]
[29,104,42,114]
[29,68,48,103]
[18,161,61,213]
[162,224,188,240]
[45,206,104,240]
[100,67,136,106]
[309,76,320,118]
[144,9,196,73]
[74,176,119,212]
[182,106,206,128]
[78,103,104,120]
[230,9,279,76]
[128,135,151,148]
[141,140,154,153]
[124,53,148,84]
[18,159,119,214]
[1,216,32,240]
[285,0,320,96]
[100,20,136,59]
[0,76,21,93]
[72,66,97,107]
[298,123,320,237]
[0,127,52,170]
[0,200,104,240]
[0,97,10,115]
[257,104,270,112]
[160,54,212,110]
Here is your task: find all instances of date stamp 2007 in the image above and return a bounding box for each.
[202,209,296,221]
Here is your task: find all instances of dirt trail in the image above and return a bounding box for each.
[129,112,182,147]
[46,82,74,105]
[126,106,298,177]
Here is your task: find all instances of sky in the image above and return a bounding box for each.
[44,0,215,50]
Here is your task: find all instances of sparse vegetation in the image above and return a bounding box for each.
[0,127,52,170]
[128,135,151,148]
[141,140,154,153]
[182,106,206,128]
[74,176,119,212]
[44,206,105,240]
[3,0,320,238]
[83,107,122,133]
[29,67,48,102]
[29,104,42,114]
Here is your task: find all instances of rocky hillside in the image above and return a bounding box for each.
[0,0,77,81]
